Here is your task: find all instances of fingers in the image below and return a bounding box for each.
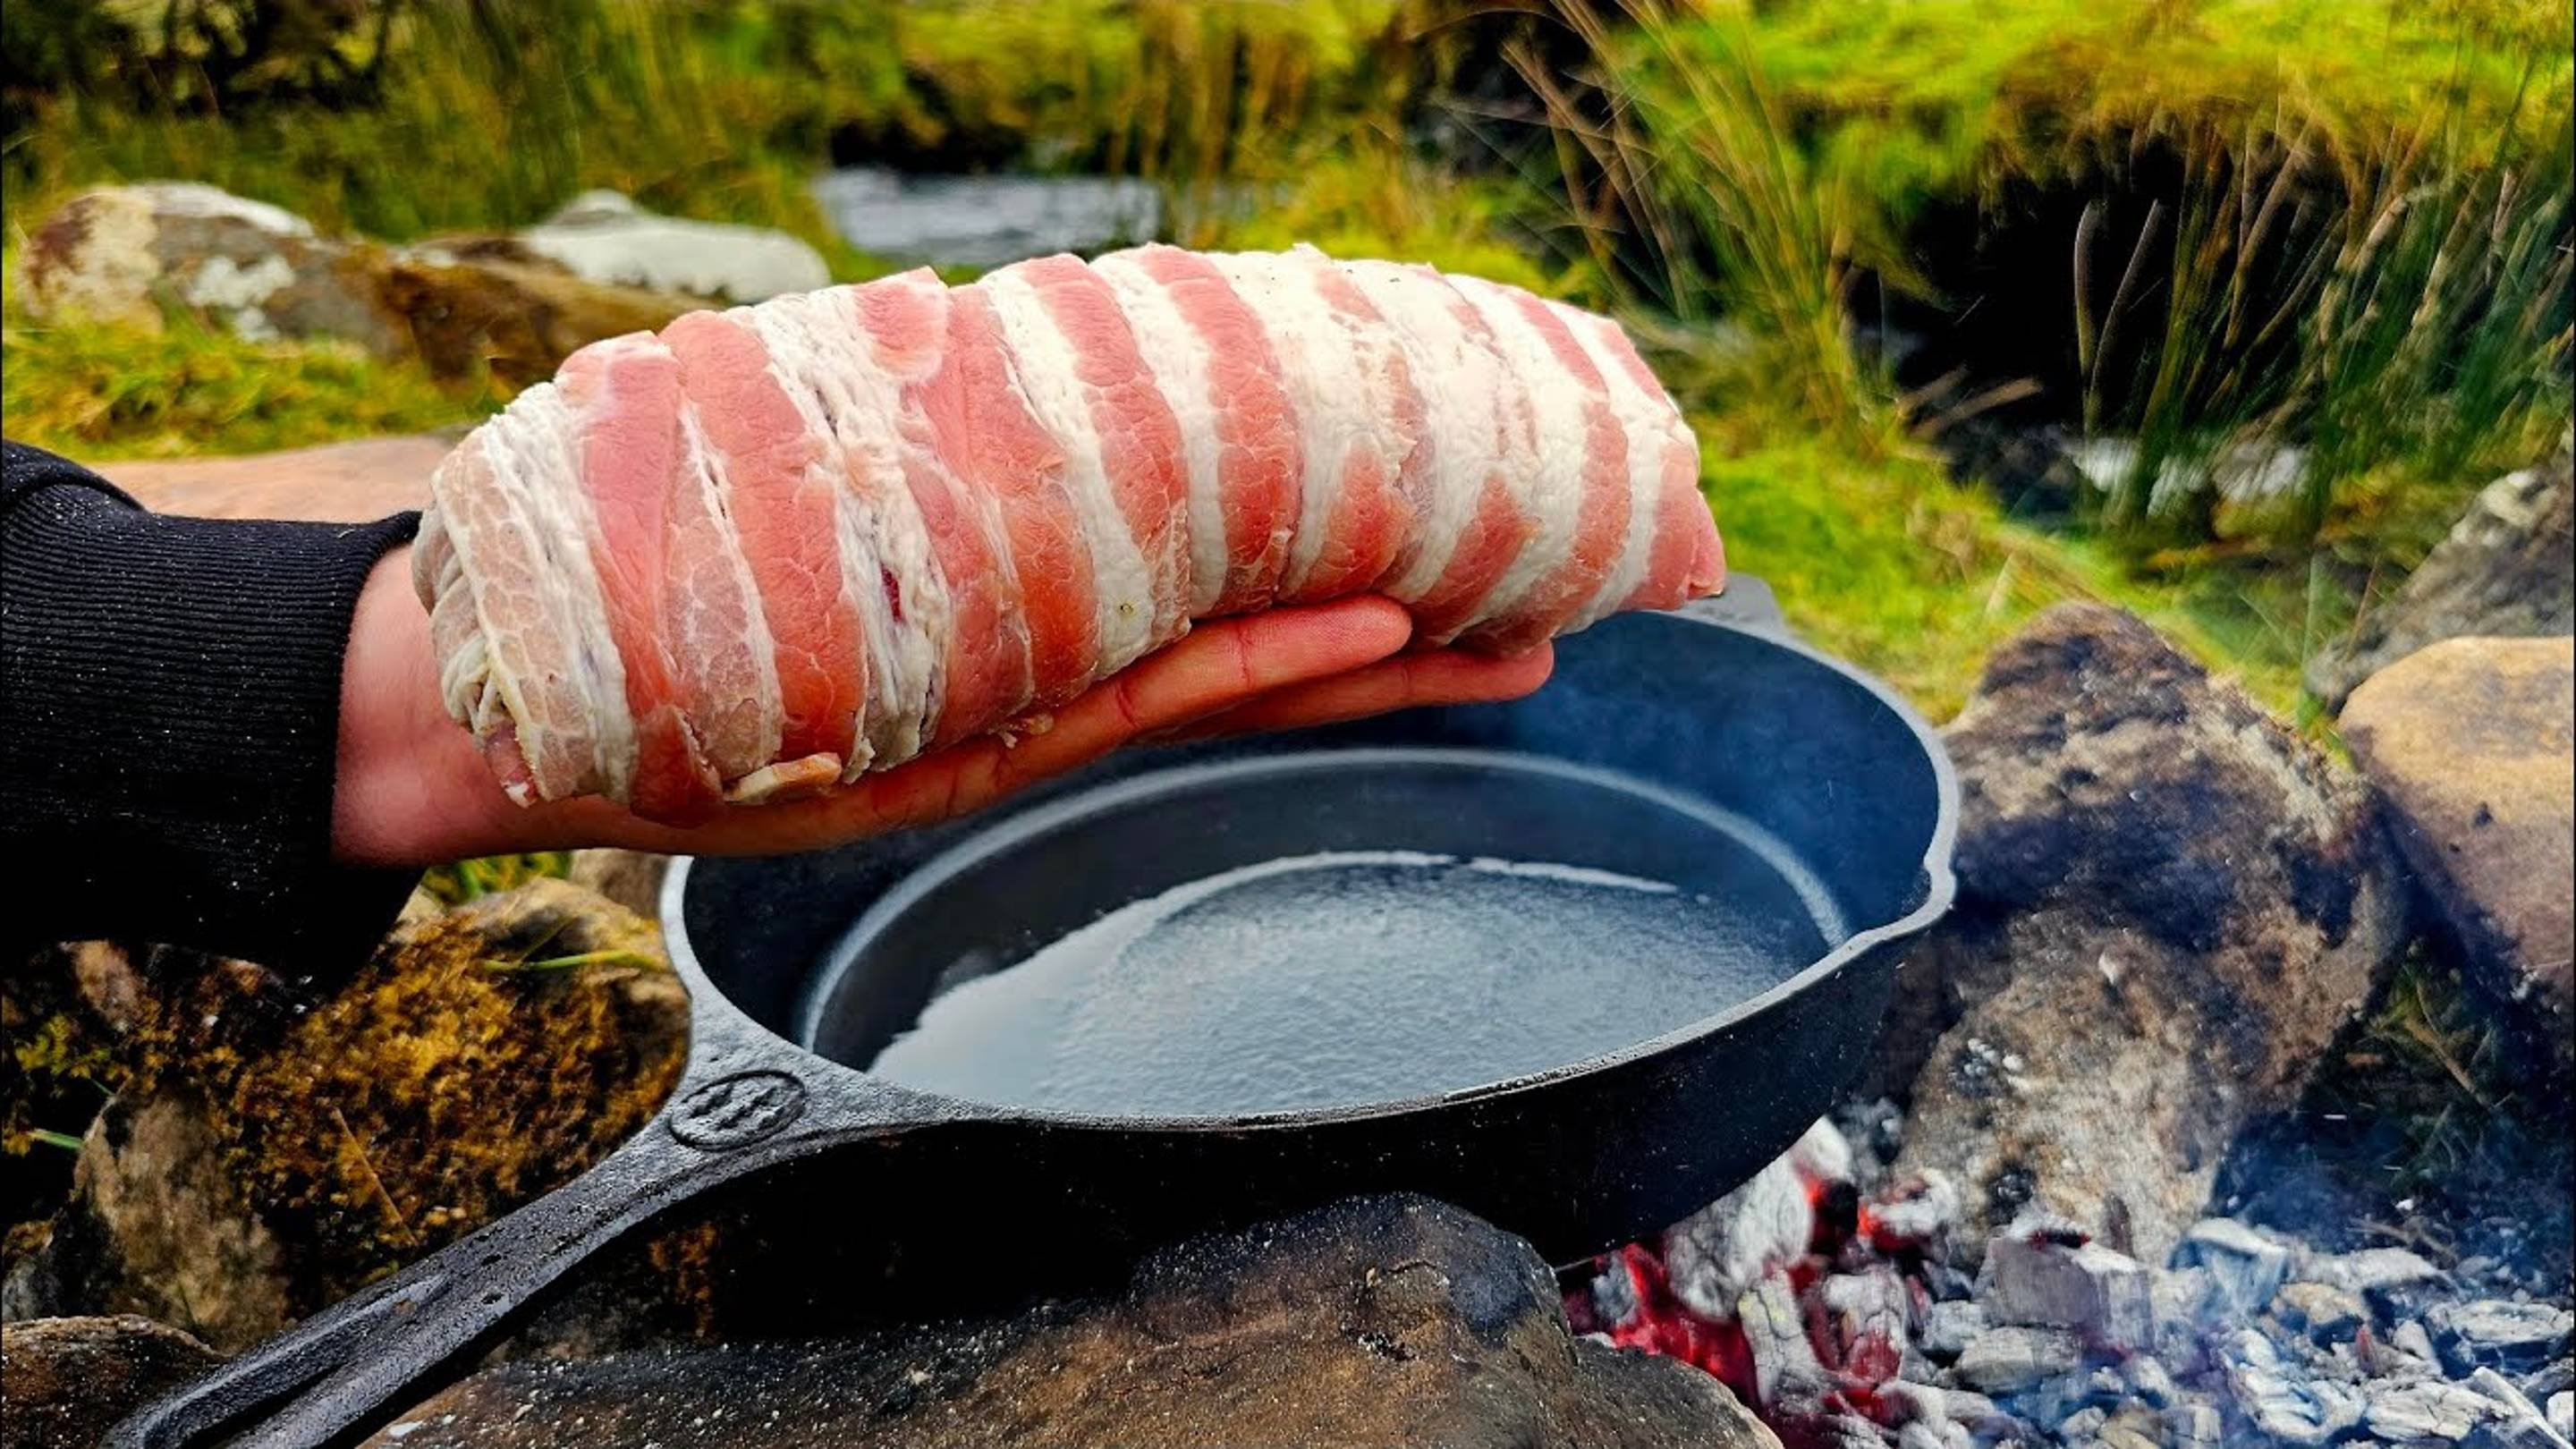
[1151,640,1555,744]
[623,597,1418,853]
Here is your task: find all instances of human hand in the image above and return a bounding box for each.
[333,547,1553,868]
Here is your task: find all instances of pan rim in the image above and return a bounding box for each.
[659,607,1961,1132]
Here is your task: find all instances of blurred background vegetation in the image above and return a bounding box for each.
[3,0,2569,717]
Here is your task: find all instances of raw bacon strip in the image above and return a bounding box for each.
[1208,248,1419,604]
[415,390,635,803]
[1447,277,1631,652]
[1339,260,1537,646]
[928,285,1102,711]
[977,256,1191,676]
[1091,244,1301,616]
[851,271,1034,747]
[1565,307,1725,609]
[738,289,948,771]
[416,247,1724,820]
[556,336,724,823]
[660,309,870,789]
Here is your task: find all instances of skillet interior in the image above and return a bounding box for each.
[678,608,1950,1125]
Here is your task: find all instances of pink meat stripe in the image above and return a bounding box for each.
[416,247,1722,820]
[852,271,1035,748]
[1094,244,1302,616]
[660,309,870,783]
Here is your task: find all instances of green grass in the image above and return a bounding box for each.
[1,245,495,461]
[1690,399,2302,718]
[1544,0,2571,545]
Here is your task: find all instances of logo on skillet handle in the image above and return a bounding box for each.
[668,1070,809,1149]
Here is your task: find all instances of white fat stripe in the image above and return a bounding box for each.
[1092,250,1228,617]
[471,385,637,800]
[1339,258,1500,601]
[1549,301,1664,631]
[975,267,1159,675]
[1447,277,1582,631]
[671,402,786,777]
[1208,251,1364,592]
[741,292,948,771]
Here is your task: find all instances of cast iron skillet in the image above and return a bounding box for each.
[115,580,1956,1449]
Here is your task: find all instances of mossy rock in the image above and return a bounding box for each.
[4,879,688,1352]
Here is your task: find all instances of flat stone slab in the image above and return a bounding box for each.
[97,434,453,522]
[2342,634,2576,1058]
[366,1196,1778,1449]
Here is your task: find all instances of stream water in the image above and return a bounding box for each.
[811,166,1161,267]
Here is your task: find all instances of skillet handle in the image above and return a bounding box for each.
[107,1115,797,1449]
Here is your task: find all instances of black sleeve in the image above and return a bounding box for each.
[1,440,426,981]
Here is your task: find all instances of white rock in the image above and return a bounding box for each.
[516,191,828,303]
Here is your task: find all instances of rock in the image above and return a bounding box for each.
[2547,1390,2572,1442]
[0,1315,222,1449]
[2224,1327,2366,1445]
[2309,444,2575,710]
[7,880,688,1350]
[0,1096,289,1349]
[1920,1300,1989,1361]
[2168,1399,2224,1447]
[97,434,451,522]
[13,183,691,386]
[564,849,674,923]
[2428,1301,2576,1377]
[1976,1235,2153,1352]
[2123,1352,2180,1408]
[2276,1282,2368,1342]
[2368,1379,2510,1442]
[2463,1368,2571,1449]
[2300,1247,2445,1299]
[367,1195,1780,1449]
[2174,1219,2298,1318]
[1953,1325,2084,1394]
[1887,606,2404,1265]
[2096,1404,2168,1449]
[506,190,830,302]
[2341,636,2576,1068]
[2538,1361,2576,1400]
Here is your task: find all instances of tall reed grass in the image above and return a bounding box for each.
[1532,0,2574,542]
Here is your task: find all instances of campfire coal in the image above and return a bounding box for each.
[1565,1110,2576,1449]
